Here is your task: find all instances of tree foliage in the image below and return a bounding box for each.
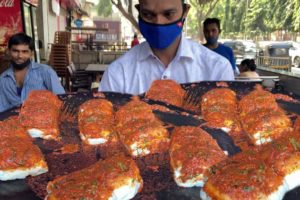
[95,0,113,17]
[96,0,300,40]
[188,0,219,41]
[191,0,300,40]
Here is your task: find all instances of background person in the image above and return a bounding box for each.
[238,59,259,78]
[99,0,234,95]
[0,33,65,112]
[203,18,237,73]
[131,33,140,48]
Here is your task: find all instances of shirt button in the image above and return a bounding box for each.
[162,76,167,79]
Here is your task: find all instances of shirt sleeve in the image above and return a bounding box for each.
[229,49,236,71]
[0,84,11,113]
[99,62,125,93]
[0,98,8,113]
[44,67,66,94]
[220,59,235,81]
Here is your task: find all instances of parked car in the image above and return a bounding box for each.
[239,40,259,59]
[289,42,300,67]
[222,40,258,65]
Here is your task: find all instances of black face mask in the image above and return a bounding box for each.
[11,59,31,70]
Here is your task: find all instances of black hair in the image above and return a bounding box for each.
[240,59,257,71]
[203,18,221,31]
[8,32,34,51]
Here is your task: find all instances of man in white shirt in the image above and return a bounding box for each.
[99,0,234,95]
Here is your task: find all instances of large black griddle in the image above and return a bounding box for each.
[1,81,300,200]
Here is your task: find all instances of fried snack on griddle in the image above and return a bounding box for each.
[201,131,300,200]
[0,116,32,141]
[0,117,48,181]
[201,88,241,132]
[239,85,279,117]
[242,108,292,145]
[146,79,185,107]
[78,99,116,145]
[170,126,226,187]
[46,154,143,200]
[115,97,156,126]
[19,90,62,140]
[239,86,293,145]
[116,98,170,157]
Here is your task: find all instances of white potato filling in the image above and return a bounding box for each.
[221,127,231,133]
[284,170,300,191]
[27,129,55,140]
[173,166,205,187]
[109,178,142,200]
[0,164,48,181]
[79,133,108,145]
[253,132,272,145]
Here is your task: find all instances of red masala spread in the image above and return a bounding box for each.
[204,131,300,199]
[46,154,143,200]
[170,126,226,183]
[55,144,80,154]
[239,87,293,145]
[0,137,47,170]
[145,79,185,107]
[242,108,292,140]
[78,99,115,143]
[116,99,170,157]
[19,90,62,140]
[239,86,279,117]
[201,88,241,132]
[0,116,32,141]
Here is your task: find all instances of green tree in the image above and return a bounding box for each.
[244,0,272,34]
[292,0,300,31]
[95,0,113,17]
[188,0,220,41]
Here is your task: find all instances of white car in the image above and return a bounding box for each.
[289,42,300,67]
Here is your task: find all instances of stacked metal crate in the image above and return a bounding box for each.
[49,31,72,89]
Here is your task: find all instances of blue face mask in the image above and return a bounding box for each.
[205,36,219,45]
[138,17,185,49]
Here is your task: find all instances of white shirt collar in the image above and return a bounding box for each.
[138,36,195,62]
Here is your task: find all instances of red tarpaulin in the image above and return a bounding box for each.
[0,0,23,47]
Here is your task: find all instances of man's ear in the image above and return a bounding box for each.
[183,4,190,19]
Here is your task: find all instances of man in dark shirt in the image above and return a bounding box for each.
[203,18,236,73]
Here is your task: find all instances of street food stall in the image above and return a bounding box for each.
[0,80,300,200]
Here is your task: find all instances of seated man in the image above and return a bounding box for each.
[0,33,65,112]
[99,0,234,95]
[203,18,237,73]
